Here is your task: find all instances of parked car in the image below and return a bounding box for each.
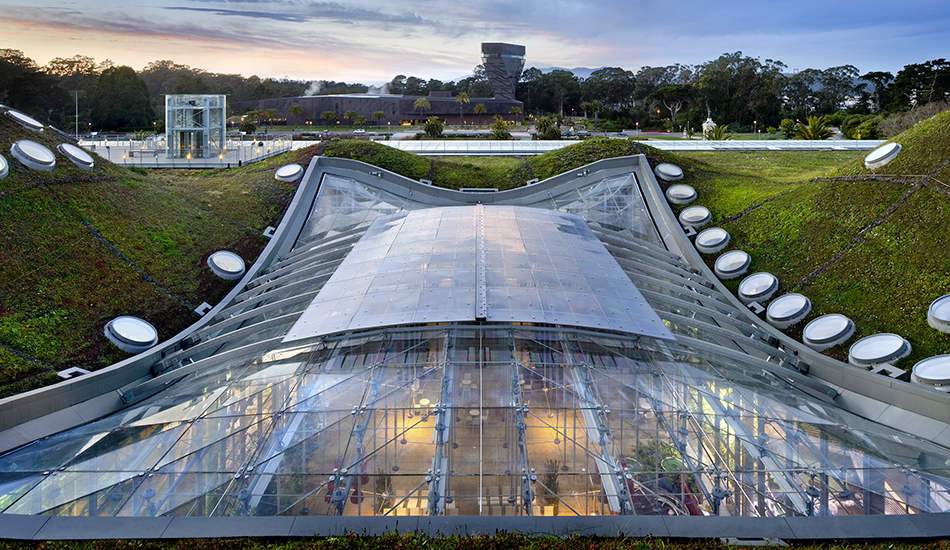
[353,129,366,134]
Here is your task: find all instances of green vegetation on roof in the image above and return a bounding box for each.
[0,115,315,397]
[2,107,949,399]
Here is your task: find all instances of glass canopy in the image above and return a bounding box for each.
[0,166,948,519]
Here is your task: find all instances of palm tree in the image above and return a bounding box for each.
[321,110,338,127]
[705,122,734,140]
[263,108,278,127]
[343,110,358,125]
[289,104,304,126]
[508,106,522,117]
[795,115,832,140]
[454,92,470,126]
[413,97,431,124]
[355,115,367,127]
[371,111,386,127]
[473,103,487,125]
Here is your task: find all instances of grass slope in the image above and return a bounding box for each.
[670,111,950,368]
[0,115,319,397]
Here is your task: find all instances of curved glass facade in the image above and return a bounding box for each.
[0,161,948,519]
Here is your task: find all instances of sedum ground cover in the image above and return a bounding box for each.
[2,109,948,400]
[0,116,319,397]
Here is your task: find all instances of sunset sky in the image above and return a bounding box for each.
[2,0,947,84]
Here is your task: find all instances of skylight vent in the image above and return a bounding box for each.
[208,251,246,280]
[848,333,911,368]
[11,140,55,171]
[105,316,158,353]
[766,293,812,329]
[802,314,855,351]
[58,143,94,170]
[864,142,901,169]
[695,227,730,254]
[714,250,750,280]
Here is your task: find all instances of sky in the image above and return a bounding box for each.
[1,0,948,84]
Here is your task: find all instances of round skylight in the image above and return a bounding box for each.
[802,314,855,351]
[912,355,950,387]
[0,154,8,179]
[714,250,750,280]
[695,227,730,254]
[11,140,55,171]
[57,143,94,170]
[105,316,158,353]
[928,294,950,334]
[737,272,778,304]
[654,163,684,181]
[275,163,304,182]
[208,250,246,280]
[665,184,696,205]
[864,142,901,169]
[766,293,812,329]
[678,205,711,228]
[848,333,911,367]
[5,108,44,132]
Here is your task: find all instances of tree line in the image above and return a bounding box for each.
[516,53,949,137]
[1,48,947,134]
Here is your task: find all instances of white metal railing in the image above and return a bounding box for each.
[383,139,887,156]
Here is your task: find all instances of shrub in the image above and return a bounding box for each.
[423,116,443,138]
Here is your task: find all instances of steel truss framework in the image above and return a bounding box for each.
[1,161,949,520]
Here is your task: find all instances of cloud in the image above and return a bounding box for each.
[162,7,309,23]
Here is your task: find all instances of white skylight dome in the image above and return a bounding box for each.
[58,143,94,170]
[678,205,711,228]
[654,163,683,181]
[766,293,812,329]
[803,314,855,351]
[695,227,730,254]
[864,142,901,169]
[0,154,8,179]
[275,163,304,182]
[665,184,696,205]
[913,355,950,388]
[104,316,158,354]
[5,108,44,132]
[737,272,778,304]
[848,333,911,367]
[11,140,55,171]
[208,250,247,280]
[714,250,750,280]
[928,294,950,334]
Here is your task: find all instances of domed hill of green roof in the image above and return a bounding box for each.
[0,112,308,398]
[828,107,950,183]
[674,109,950,369]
